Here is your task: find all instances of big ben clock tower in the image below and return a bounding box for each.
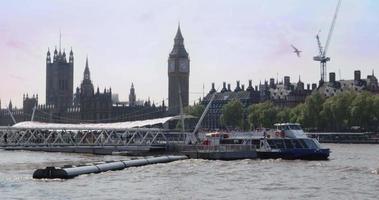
[168,25,190,115]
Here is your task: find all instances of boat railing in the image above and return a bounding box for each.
[180,144,256,152]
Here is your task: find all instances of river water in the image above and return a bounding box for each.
[0,144,379,200]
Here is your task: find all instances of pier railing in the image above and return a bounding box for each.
[0,126,187,147]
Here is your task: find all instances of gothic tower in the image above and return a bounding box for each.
[168,25,190,115]
[129,83,136,107]
[45,47,74,111]
[80,57,94,97]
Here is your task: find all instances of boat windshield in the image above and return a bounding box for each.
[301,139,321,149]
[265,139,321,149]
[289,125,302,130]
[276,124,302,130]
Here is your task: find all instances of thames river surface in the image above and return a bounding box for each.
[1,144,379,200]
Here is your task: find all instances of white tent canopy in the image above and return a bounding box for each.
[12,115,195,130]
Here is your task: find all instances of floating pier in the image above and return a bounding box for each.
[33,155,188,179]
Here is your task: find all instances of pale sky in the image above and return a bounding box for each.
[1,0,378,108]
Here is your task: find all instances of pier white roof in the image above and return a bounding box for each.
[12,115,194,130]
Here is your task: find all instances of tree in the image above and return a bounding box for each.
[184,104,205,118]
[220,99,244,129]
[350,92,374,130]
[276,107,291,123]
[289,103,305,124]
[372,95,379,130]
[302,93,325,129]
[248,101,277,129]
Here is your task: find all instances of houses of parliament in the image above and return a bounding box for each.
[0,26,190,125]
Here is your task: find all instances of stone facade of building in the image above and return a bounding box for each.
[318,70,379,97]
[201,71,378,129]
[201,77,313,129]
[0,48,167,125]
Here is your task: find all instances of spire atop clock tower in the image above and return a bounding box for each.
[170,24,188,58]
[168,24,190,115]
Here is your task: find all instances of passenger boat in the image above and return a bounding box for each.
[220,123,330,160]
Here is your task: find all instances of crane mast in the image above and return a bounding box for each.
[313,0,342,84]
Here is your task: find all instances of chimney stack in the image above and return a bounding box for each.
[329,72,336,83]
[284,76,290,87]
[269,78,275,88]
[312,83,317,90]
[247,80,254,91]
[210,82,216,93]
[221,82,227,93]
[354,70,361,81]
[235,81,241,92]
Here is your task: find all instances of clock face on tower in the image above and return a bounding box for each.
[179,59,188,72]
[168,60,175,72]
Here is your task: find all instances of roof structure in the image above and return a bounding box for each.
[12,115,195,130]
[203,91,251,102]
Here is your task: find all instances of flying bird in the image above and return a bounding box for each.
[291,45,302,57]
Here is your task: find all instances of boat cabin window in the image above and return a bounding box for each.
[302,139,319,149]
[291,139,304,149]
[251,140,260,147]
[289,125,302,130]
[266,140,277,149]
[267,139,285,149]
[274,140,285,149]
[278,125,289,130]
[284,139,294,149]
[220,139,243,144]
[276,124,302,130]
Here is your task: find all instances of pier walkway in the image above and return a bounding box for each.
[0,116,190,154]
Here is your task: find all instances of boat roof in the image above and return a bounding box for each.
[274,123,301,126]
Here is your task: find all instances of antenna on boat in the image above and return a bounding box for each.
[187,88,218,144]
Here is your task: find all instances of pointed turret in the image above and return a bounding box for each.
[129,83,136,107]
[53,47,58,61]
[169,24,188,58]
[8,100,13,110]
[62,49,67,62]
[174,23,184,43]
[84,56,90,80]
[80,56,94,97]
[297,75,304,91]
[69,47,74,63]
[46,48,51,63]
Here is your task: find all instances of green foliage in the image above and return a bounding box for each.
[220,99,244,129]
[184,104,205,118]
[302,93,325,128]
[248,101,278,129]
[320,92,355,131]
[245,91,379,131]
[349,92,375,130]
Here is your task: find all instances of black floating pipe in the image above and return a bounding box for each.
[33,155,187,179]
